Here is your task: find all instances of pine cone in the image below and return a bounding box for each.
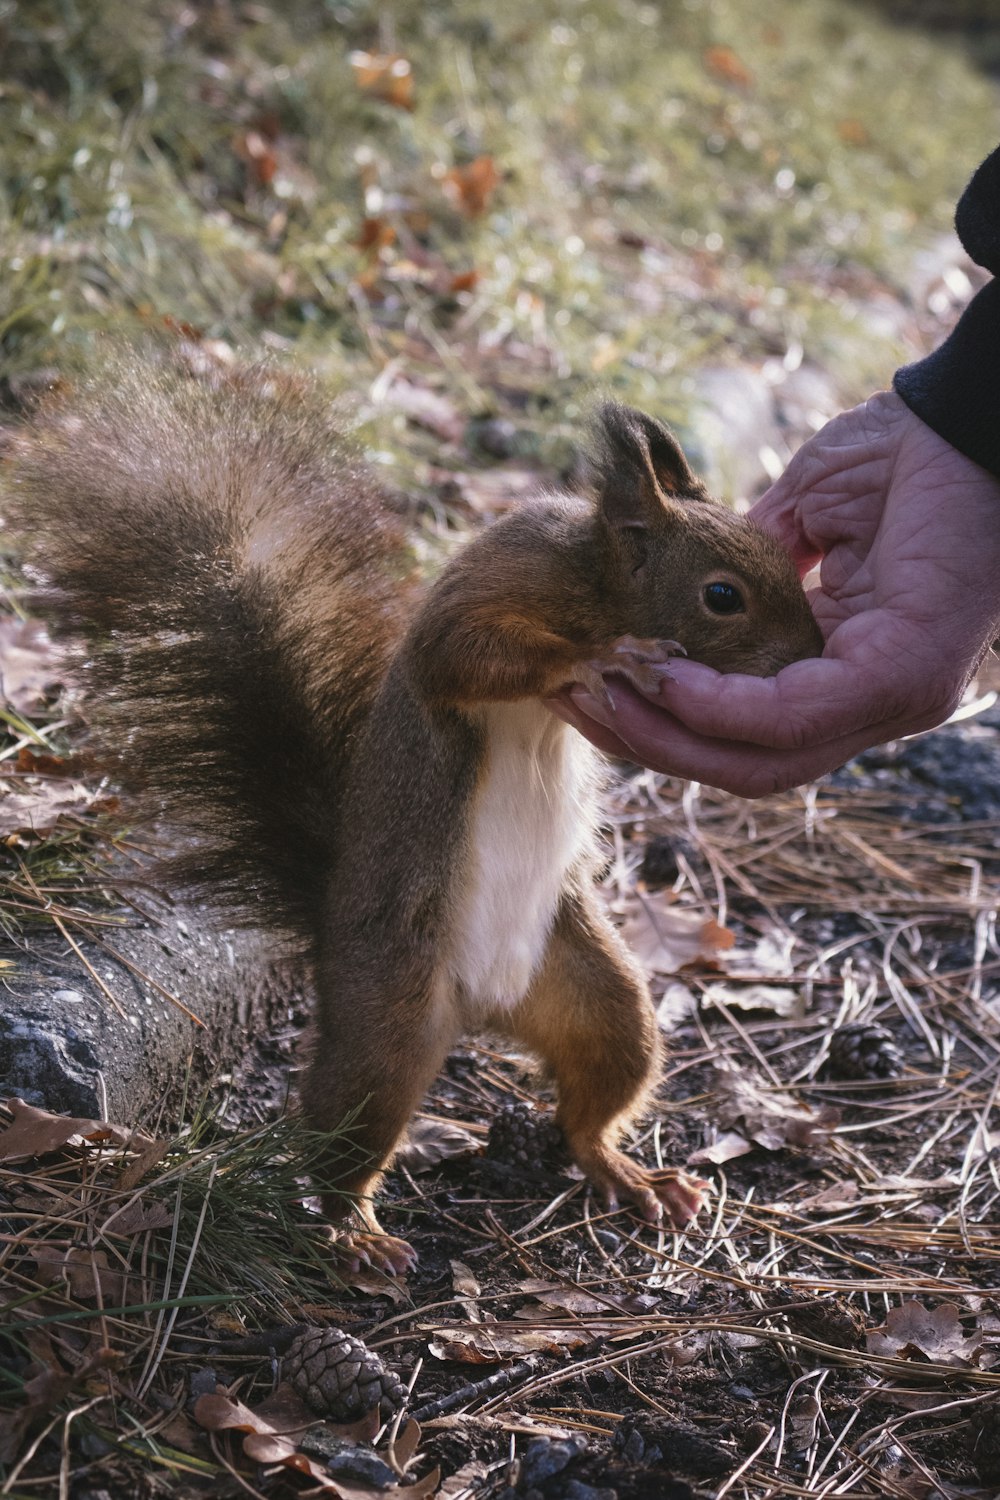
[283,1327,407,1422]
[827,1022,904,1081]
[487,1102,565,1175]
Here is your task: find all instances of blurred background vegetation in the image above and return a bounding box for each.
[1,0,1000,493]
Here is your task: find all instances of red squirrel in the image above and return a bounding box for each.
[3,357,822,1271]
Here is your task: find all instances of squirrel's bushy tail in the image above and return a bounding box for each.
[3,355,411,939]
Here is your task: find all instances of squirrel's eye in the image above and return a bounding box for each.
[703,581,746,616]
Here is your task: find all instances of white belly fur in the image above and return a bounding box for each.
[449,700,602,1012]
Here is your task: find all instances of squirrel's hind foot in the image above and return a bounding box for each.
[328,1226,418,1277]
[577,1144,710,1229]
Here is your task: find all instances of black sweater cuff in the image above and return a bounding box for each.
[893,278,1000,476]
[893,144,1000,477]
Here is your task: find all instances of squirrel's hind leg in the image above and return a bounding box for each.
[507,890,709,1229]
[303,968,458,1274]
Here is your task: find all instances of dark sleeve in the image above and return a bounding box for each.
[893,146,1000,476]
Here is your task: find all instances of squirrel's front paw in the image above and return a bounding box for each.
[571,635,687,709]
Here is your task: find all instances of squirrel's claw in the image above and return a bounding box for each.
[571,634,688,707]
[330,1228,417,1278]
[576,1142,710,1231]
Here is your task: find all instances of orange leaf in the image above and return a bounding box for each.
[448,268,479,294]
[350,50,414,110]
[443,156,500,218]
[704,45,753,87]
[836,117,869,147]
[235,129,278,187]
[354,216,396,254]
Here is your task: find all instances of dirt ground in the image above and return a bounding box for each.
[7,697,1000,1499]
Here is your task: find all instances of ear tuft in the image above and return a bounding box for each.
[591,402,706,531]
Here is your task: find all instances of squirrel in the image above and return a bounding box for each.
[3,356,823,1272]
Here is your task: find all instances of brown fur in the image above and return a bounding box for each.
[3,363,822,1267]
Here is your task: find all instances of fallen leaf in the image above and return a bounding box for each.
[702,982,803,1018]
[0,618,63,713]
[432,464,549,519]
[655,981,698,1028]
[688,1130,752,1167]
[836,118,869,147]
[0,1099,154,1163]
[0,779,105,838]
[704,45,753,87]
[720,929,796,978]
[354,216,396,254]
[105,1199,175,1235]
[15,747,78,777]
[712,1067,840,1153]
[30,1244,125,1304]
[194,1384,427,1496]
[350,50,414,110]
[234,128,277,188]
[796,1181,861,1212]
[0,1348,120,1464]
[789,1391,820,1451]
[443,156,500,217]
[398,1116,478,1172]
[378,379,464,443]
[524,1285,654,1317]
[866,1302,985,1368]
[341,1264,410,1304]
[620,899,735,976]
[428,1325,587,1362]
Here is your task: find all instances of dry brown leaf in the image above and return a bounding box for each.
[796,1181,861,1212]
[443,156,500,217]
[0,617,63,713]
[0,1348,120,1464]
[194,1384,432,1496]
[0,779,105,838]
[866,1302,985,1368]
[105,1199,175,1235]
[340,1264,410,1303]
[450,1260,480,1299]
[719,929,796,979]
[704,45,754,87]
[428,1325,587,1362]
[350,50,414,110]
[380,379,464,443]
[29,1244,125,1304]
[701,982,803,1018]
[789,1392,821,1451]
[655,981,698,1028]
[15,747,78,777]
[433,464,549,519]
[836,117,869,147]
[523,1284,655,1318]
[0,1098,153,1163]
[399,1116,478,1173]
[688,1130,753,1167]
[234,128,277,188]
[620,899,735,976]
[713,1067,840,1153]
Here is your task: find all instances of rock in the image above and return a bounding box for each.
[0,900,300,1123]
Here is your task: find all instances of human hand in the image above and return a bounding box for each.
[551,391,1000,796]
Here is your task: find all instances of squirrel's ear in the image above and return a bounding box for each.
[592,402,706,530]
